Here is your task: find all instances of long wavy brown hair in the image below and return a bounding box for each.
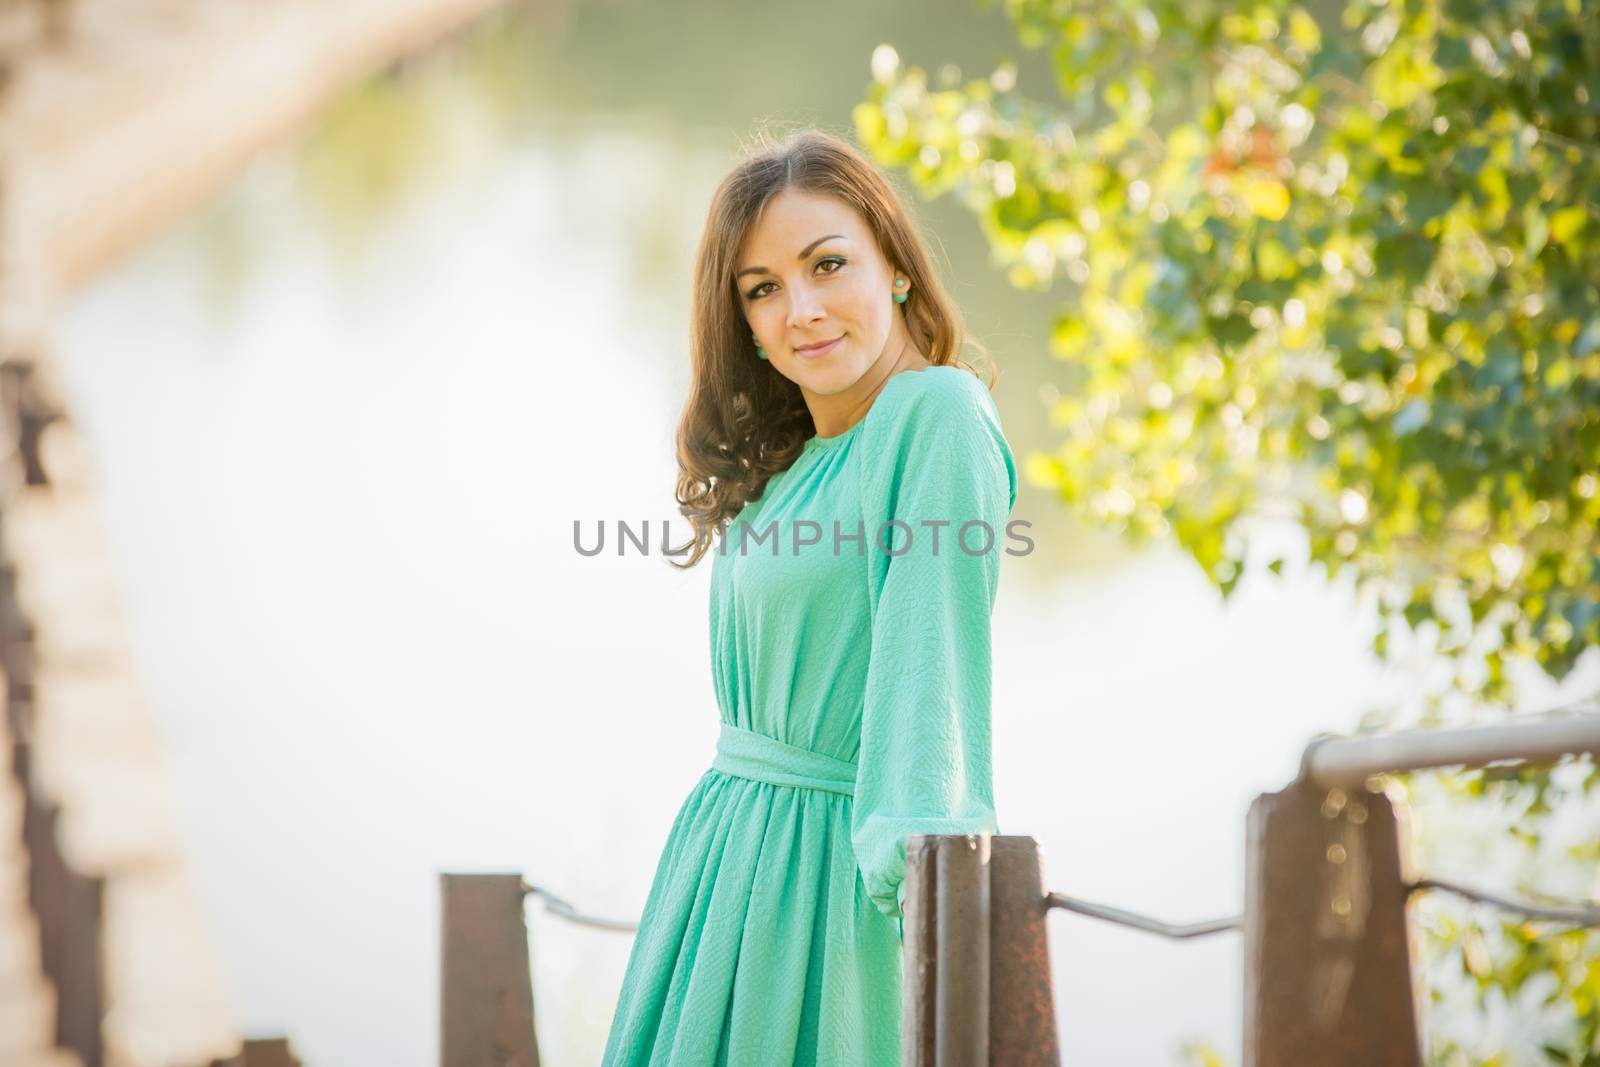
[668,126,993,570]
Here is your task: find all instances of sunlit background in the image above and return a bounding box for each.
[7,1,1597,1065]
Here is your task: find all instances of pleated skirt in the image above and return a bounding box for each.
[600,723,903,1066]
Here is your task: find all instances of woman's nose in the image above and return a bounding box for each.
[787,288,825,328]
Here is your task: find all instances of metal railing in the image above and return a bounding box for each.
[1044,892,1241,939]
[439,712,1600,1067]
[1300,712,1600,788]
[522,882,639,933]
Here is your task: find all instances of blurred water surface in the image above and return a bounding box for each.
[55,4,1408,1065]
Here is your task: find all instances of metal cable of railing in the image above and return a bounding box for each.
[1043,879,1600,941]
[518,875,1600,941]
[521,881,640,932]
[1409,877,1600,926]
[1044,892,1241,939]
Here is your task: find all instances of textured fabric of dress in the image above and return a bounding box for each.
[601,365,1018,1066]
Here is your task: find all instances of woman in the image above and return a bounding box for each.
[602,127,1017,1066]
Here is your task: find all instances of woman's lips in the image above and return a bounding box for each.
[795,335,843,359]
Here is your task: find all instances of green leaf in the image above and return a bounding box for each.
[1550,205,1587,247]
[1524,202,1550,256]
[1289,6,1322,52]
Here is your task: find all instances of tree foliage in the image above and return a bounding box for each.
[854,0,1599,1060]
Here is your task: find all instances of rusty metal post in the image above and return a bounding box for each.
[903,836,938,1065]
[237,1038,302,1067]
[987,836,1060,1065]
[1243,779,1422,1067]
[440,873,540,1067]
[902,834,1059,1066]
[934,834,989,1065]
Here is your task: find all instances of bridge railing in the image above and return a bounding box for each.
[439,711,1600,1067]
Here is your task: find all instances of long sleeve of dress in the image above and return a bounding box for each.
[850,368,1018,930]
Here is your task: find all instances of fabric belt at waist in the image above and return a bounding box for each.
[711,721,858,798]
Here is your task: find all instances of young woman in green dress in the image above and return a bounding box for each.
[602,127,1018,1066]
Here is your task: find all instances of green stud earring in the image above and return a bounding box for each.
[752,333,768,360]
[893,277,909,304]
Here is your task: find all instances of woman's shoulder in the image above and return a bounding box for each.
[858,361,1018,512]
[867,363,1003,442]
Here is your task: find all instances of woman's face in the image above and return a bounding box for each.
[735,188,908,397]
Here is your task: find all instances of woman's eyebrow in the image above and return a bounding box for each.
[735,235,847,279]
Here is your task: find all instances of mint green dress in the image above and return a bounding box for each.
[601,365,1018,1066]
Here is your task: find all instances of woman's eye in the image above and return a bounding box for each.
[745,258,844,300]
